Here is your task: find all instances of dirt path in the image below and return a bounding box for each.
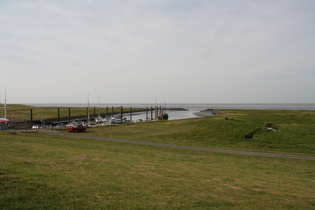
[41,131,315,161]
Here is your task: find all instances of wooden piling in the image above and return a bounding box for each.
[86,107,89,122]
[94,107,96,120]
[30,109,33,126]
[57,108,60,124]
[68,108,71,123]
[120,106,123,123]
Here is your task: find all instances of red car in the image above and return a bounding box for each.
[66,123,86,132]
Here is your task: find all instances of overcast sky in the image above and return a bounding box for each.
[1,0,315,104]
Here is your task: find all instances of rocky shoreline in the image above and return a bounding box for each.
[194,109,224,117]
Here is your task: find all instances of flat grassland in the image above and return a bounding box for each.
[87,109,315,156]
[1,109,315,209]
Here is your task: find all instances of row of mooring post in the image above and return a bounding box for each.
[28,106,164,126]
[153,106,163,117]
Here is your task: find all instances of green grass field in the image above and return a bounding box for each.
[85,109,315,156]
[1,109,315,209]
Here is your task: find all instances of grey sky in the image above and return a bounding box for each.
[1,0,315,104]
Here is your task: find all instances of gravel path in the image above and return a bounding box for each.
[42,131,315,160]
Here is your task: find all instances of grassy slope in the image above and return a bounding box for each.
[85,110,315,156]
[1,132,314,209]
[1,109,315,209]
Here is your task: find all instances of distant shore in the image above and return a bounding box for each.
[23,103,315,110]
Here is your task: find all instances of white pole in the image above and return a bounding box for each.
[4,86,7,119]
[87,93,90,124]
[97,96,100,124]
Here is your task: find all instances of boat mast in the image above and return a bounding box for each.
[97,96,100,124]
[4,86,6,118]
[87,93,90,124]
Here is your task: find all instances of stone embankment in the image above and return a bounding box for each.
[194,109,224,117]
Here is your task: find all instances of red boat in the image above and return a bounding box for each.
[0,118,10,123]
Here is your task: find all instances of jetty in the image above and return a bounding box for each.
[6,106,174,129]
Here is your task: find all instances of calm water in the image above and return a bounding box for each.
[25,103,315,121]
[129,109,199,121]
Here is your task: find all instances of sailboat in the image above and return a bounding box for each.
[0,87,10,124]
[0,118,10,123]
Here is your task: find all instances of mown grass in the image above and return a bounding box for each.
[0,132,314,209]
[83,109,315,156]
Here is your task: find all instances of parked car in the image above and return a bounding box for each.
[55,123,66,129]
[32,125,41,129]
[66,123,86,132]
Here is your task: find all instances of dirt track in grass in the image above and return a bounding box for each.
[40,131,315,160]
